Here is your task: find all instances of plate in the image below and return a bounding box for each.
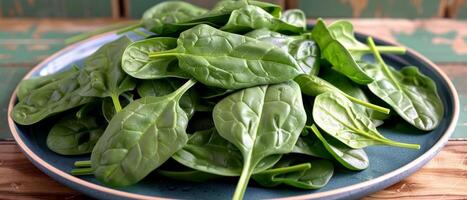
[8,29,459,199]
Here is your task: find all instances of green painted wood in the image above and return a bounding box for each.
[126,0,283,19]
[449,0,467,19]
[297,0,442,18]
[0,67,30,140]
[394,29,467,63]
[0,0,115,18]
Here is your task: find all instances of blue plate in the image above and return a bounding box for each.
[8,30,459,200]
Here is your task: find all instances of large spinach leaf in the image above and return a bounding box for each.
[121,37,189,79]
[137,78,198,118]
[309,124,369,170]
[173,128,281,176]
[295,74,389,114]
[90,79,196,187]
[252,156,333,189]
[313,92,419,149]
[47,111,104,155]
[246,29,320,75]
[213,81,306,199]
[12,71,94,125]
[78,36,136,112]
[221,5,304,34]
[149,24,301,89]
[365,38,444,131]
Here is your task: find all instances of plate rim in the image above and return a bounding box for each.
[7,29,460,200]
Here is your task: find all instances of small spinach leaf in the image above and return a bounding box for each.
[221,5,304,34]
[281,9,306,29]
[313,92,419,149]
[90,79,196,187]
[213,81,306,199]
[309,124,369,170]
[47,112,104,156]
[292,135,332,159]
[365,38,444,131]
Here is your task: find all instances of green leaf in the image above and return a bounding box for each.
[309,124,369,170]
[173,128,281,176]
[121,37,190,79]
[281,9,306,29]
[292,135,332,159]
[78,36,136,99]
[246,29,320,75]
[137,78,198,118]
[365,38,444,131]
[17,67,78,101]
[221,5,304,34]
[311,19,373,84]
[12,71,94,125]
[213,81,306,200]
[313,92,419,149]
[253,156,334,189]
[142,1,208,35]
[101,93,134,122]
[149,24,301,89]
[90,79,196,187]
[47,110,104,156]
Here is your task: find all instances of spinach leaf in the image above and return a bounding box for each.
[102,93,134,122]
[365,38,444,131]
[149,24,301,89]
[309,124,369,170]
[78,36,136,112]
[295,74,390,114]
[137,78,198,118]
[47,112,104,156]
[90,79,196,187]
[281,9,306,29]
[142,1,208,35]
[213,81,306,199]
[311,19,373,84]
[221,5,305,34]
[313,92,419,149]
[173,128,281,176]
[121,37,190,79]
[252,156,333,189]
[246,29,320,75]
[12,71,94,125]
[17,66,78,101]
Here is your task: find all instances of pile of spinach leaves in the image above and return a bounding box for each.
[14,1,443,199]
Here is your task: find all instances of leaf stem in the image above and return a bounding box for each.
[172,79,197,101]
[342,93,390,114]
[111,94,122,112]
[349,46,406,55]
[71,168,94,176]
[74,160,91,167]
[233,157,253,200]
[367,37,402,91]
[259,163,311,176]
[383,141,420,149]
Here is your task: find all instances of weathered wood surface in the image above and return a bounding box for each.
[0,141,465,199]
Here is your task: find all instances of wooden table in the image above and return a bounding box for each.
[0,19,466,199]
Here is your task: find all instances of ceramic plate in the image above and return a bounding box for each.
[8,29,459,200]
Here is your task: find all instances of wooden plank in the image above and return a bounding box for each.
[124,0,284,19]
[0,0,118,19]
[365,141,467,199]
[296,0,446,18]
[0,141,464,199]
